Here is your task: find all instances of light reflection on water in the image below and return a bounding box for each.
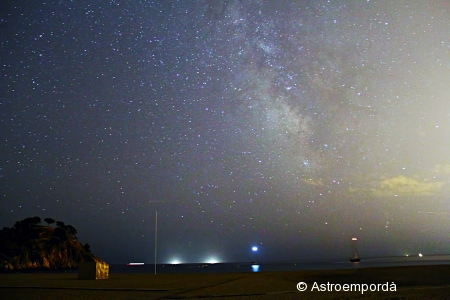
[107,255,450,274]
[9,255,450,275]
[251,264,260,272]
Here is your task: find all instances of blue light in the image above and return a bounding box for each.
[252,246,258,252]
[251,264,260,272]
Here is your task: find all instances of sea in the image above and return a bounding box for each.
[110,255,450,274]
[6,255,449,274]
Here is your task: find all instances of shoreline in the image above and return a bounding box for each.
[1,264,450,299]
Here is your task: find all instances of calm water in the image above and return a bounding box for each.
[5,255,449,274]
[110,255,450,274]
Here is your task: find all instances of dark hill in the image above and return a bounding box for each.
[0,216,104,271]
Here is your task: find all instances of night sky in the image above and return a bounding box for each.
[1,1,450,264]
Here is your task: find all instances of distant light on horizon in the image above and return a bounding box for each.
[419,253,423,257]
[127,262,144,266]
[170,259,181,265]
[252,246,258,252]
[205,257,219,264]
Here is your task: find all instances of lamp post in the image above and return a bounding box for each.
[154,211,157,275]
[252,246,258,264]
[150,202,165,275]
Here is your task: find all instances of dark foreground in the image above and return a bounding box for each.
[1,265,450,299]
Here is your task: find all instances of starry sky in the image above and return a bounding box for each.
[1,0,450,264]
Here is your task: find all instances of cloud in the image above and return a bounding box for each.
[370,175,444,197]
[432,164,450,174]
[302,178,324,186]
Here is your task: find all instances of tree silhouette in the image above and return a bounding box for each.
[83,243,91,252]
[31,216,41,225]
[44,218,55,226]
[13,216,41,231]
[65,225,78,237]
[54,227,68,241]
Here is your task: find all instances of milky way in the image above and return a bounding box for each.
[1,1,450,263]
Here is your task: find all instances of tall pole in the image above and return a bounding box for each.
[154,211,157,275]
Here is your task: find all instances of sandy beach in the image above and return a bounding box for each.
[1,265,450,299]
